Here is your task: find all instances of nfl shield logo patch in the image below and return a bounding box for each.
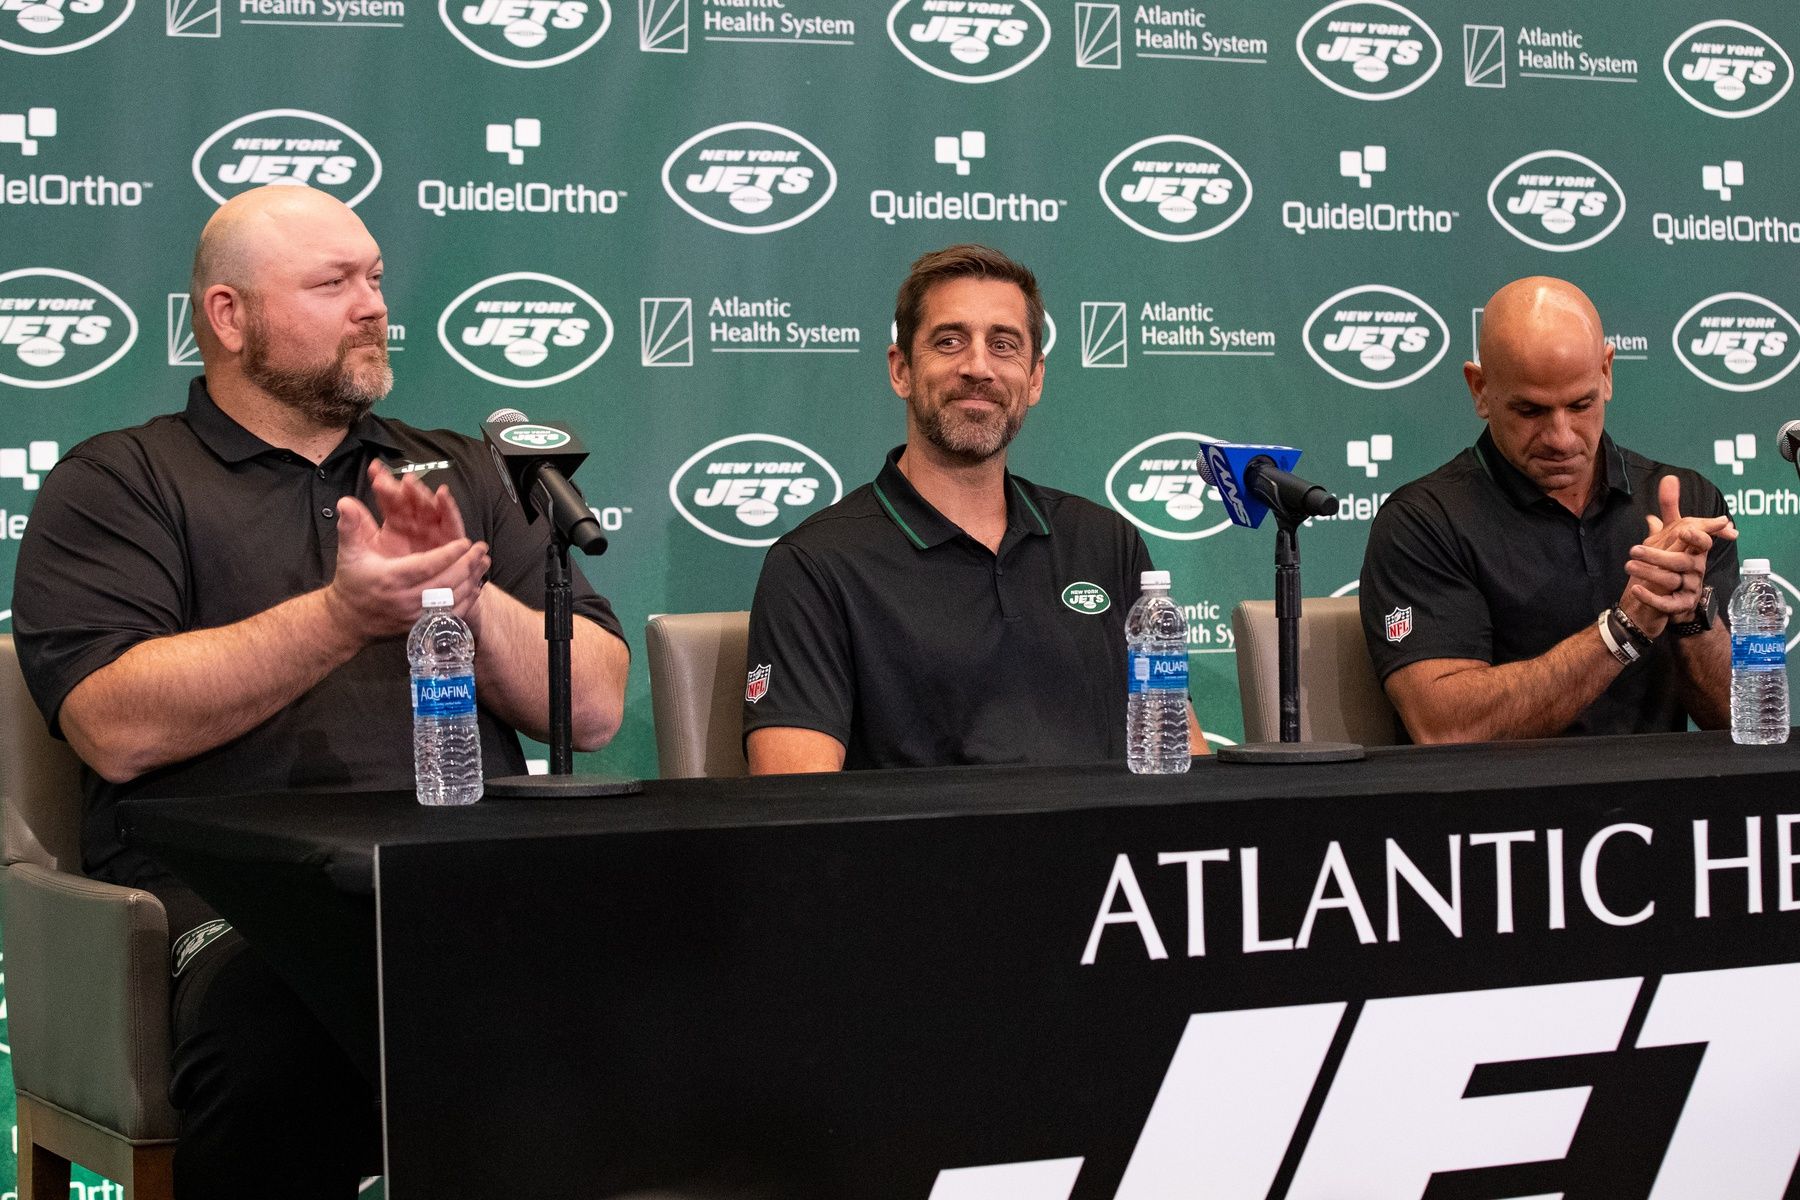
[745,663,771,704]
[1385,606,1413,644]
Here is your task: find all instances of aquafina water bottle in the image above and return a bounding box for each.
[408,587,483,804]
[1125,570,1191,774]
[1729,558,1789,746]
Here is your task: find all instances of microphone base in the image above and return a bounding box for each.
[1216,741,1366,765]
[482,772,645,799]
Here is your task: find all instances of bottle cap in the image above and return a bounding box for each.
[1140,570,1171,588]
[1744,558,1771,575]
[421,587,455,608]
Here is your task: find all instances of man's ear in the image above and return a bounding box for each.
[204,285,248,355]
[1463,360,1488,420]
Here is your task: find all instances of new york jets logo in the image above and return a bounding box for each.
[1486,150,1626,253]
[1297,0,1441,101]
[662,122,837,235]
[0,0,134,54]
[440,0,611,67]
[436,271,614,388]
[0,268,138,389]
[192,110,382,208]
[669,434,843,547]
[1099,135,1253,244]
[1061,582,1111,615]
[886,0,1050,84]
[1663,20,1792,119]
[1303,284,1448,390]
[499,424,571,449]
[1671,293,1800,393]
[1106,433,1234,542]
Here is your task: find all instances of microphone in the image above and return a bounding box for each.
[1778,420,1800,464]
[1195,442,1341,528]
[482,408,608,555]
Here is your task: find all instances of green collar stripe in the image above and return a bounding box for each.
[872,480,929,550]
[1011,478,1050,535]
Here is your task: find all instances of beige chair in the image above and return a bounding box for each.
[1231,597,1400,746]
[645,612,752,779]
[0,635,177,1199]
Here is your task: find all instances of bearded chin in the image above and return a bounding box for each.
[243,322,392,428]
[917,402,1024,465]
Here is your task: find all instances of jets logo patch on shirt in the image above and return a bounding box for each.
[746,663,771,704]
[1385,606,1414,643]
[172,918,233,977]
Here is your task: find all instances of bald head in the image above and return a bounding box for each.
[189,185,375,354]
[1477,276,1606,377]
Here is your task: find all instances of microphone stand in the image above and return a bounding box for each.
[485,523,643,798]
[1217,510,1365,765]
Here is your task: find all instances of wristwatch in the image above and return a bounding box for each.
[1670,586,1715,639]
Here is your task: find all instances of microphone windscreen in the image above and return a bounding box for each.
[1778,419,1800,463]
[487,407,528,426]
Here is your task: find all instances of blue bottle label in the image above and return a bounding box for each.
[1128,651,1189,694]
[412,673,477,718]
[1731,633,1787,672]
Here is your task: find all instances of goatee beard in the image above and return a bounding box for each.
[244,323,392,429]
[914,390,1024,465]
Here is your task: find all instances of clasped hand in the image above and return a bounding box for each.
[327,461,491,639]
[1620,475,1735,638]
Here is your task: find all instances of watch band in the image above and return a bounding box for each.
[1597,609,1640,666]
[1671,586,1715,639]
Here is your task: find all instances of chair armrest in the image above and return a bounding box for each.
[2,862,179,1140]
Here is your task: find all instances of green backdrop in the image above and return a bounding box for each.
[2,0,1797,1191]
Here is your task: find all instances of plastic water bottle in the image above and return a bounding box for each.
[1729,558,1789,746]
[1126,570,1191,774]
[408,587,483,804]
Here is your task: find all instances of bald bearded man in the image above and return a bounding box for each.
[14,185,630,1195]
[1359,276,1736,743]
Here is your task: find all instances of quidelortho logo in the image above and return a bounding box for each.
[662,122,836,234]
[1486,150,1625,252]
[436,272,613,388]
[871,130,1065,227]
[1297,0,1440,100]
[441,0,609,66]
[1105,432,1233,541]
[1664,20,1792,119]
[0,0,134,54]
[192,110,381,207]
[0,268,137,389]
[0,107,153,208]
[1672,293,1800,394]
[1099,135,1252,243]
[1303,284,1447,390]
[669,433,842,547]
[886,0,1049,83]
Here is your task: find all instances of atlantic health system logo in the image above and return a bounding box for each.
[662,122,837,234]
[0,267,138,389]
[191,110,382,207]
[1663,20,1792,119]
[1486,150,1626,252]
[1303,284,1448,390]
[1099,135,1252,243]
[668,433,842,547]
[1296,0,1441,101]
[886,0,1049,83]
[436,271,613,388]
[440,0,610,66]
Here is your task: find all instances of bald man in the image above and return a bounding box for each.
[1359,276,1736,743]
[13,185,630,1195]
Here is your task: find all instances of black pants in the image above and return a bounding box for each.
[166,892,380,1199]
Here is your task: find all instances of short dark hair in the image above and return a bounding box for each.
[893,244,1044,364]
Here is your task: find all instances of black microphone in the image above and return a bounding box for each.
[1195,443,1340,527]
[482,408,608,555]
[1778,420,1800,465]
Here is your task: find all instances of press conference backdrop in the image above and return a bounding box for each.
[2,0,1799,1192]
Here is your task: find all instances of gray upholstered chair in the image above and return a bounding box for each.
[0,635,177,1199]
[1230,597,1400,746]
[644,611,752,779]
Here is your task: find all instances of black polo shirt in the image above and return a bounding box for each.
[12,377,623,895]
[744,446,1156,768]
[1359,427,1737,737]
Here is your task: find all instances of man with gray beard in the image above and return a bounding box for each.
[13,184,629,1196]
[744,244,1205,773]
